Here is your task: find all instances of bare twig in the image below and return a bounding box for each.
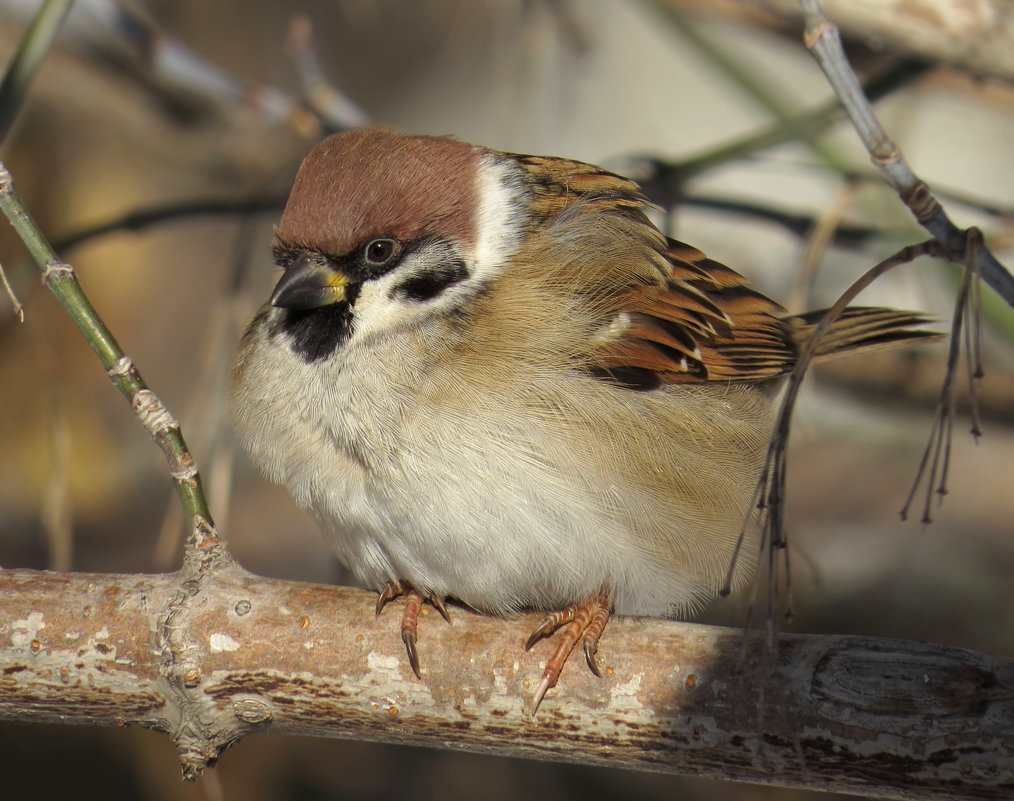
[0,161,214,534]
[624,57,930,187]
[733,0,1014,626]
[286,14,371,131]
[690,0,1014,85]
[53,197,284,253]
[648,1,851,173]
[789,177,859,312]
[798,0,1014,311]
[901,231,985,523]
[0,256,24,320]
[0,0,74,143]
[728,240,945,606]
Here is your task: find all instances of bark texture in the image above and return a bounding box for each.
[1,561,1012,799]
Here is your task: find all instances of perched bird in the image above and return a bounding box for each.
[230,128,935,711]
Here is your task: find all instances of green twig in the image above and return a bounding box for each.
[0,0,75,143]
[657,59,930,184]
[647,2,850,173]
[0,161,214,531]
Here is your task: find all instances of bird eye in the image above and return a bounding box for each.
[364,238,398,265]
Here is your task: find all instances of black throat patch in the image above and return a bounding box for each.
[271,285,361,363]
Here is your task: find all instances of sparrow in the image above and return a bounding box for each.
[229,128,936,711]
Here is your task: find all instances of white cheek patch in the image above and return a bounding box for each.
[348,257,472,345]
[473,154,528,281]
[348,278,405,344]
[344,156,529,348]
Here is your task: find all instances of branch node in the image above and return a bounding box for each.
[182,515,231,574]
[107,354,134,379]
[803,20,835,50]
[231,696,274,724]
[41,258,74,287]
[132,388,179,437]
[871,144,901,167]
[904,181,943,226]
[169,456,199,482]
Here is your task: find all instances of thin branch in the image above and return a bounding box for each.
[0,255,24,320]
[798,0,1014,311]
[50,192,881,261]
[901,231,985,523]
[689,0,1014,85]
[790,177,858,312]
[728,240,945,602]
[626,56,931,187]
[2,565,1012,799]
[647,1,852,173]
[286,14,371,132]
[0,0,74,143]
[52,197,284,253]
[0,161,214,532]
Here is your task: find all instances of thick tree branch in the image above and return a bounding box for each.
[1,557,1012,799]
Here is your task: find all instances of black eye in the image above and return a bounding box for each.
[364,238,398,265]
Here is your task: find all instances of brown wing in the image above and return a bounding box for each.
[589,240,941,390]
[513,153,654,222]
[511,154,938,391]
[590,239,796,389]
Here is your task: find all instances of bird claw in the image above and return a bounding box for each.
[525,607,576,651]
[375,581,452,679]
[430,593,452,625]
[402,626,421,679]
[531,673,554,715]
[526,593,611,715]
[584,637,602,678]
[376,579,406,616]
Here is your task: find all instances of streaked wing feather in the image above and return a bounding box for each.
[593,240,795,385]
[513,157,939,389]
[590,241,939,387]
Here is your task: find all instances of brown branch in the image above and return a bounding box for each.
[2,555,1012,799]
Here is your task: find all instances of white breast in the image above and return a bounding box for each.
[230,309,767,618]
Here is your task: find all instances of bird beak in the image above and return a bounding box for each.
[270,253,348,310]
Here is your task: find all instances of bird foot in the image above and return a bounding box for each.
[525,591,611,714]
[375,580,451,679]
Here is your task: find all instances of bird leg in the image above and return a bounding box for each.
[375,580,451,679]
[525,591,611,714]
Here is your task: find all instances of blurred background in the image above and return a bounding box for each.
[1,1,1012,799]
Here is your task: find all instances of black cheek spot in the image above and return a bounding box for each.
[272,285,361,363]
[392,260,469,302]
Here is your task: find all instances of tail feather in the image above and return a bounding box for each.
[789,306,943,361]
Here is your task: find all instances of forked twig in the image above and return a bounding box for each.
[799,0,1014,310]
[723,239,945,624]
[726,0,1014,621]
[900,231,984,523]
